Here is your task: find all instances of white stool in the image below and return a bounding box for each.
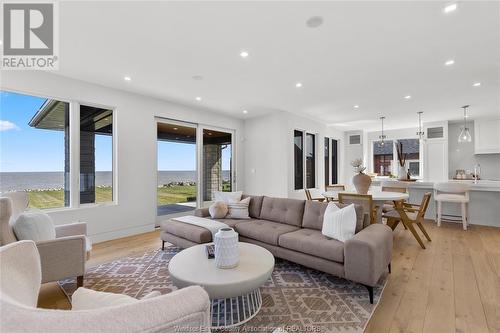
[433,182,470,230]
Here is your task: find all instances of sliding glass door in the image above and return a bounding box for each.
[156,118,235,216]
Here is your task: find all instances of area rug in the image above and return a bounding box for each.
[59,246,387,332]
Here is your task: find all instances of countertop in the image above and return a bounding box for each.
[372,178,500,192]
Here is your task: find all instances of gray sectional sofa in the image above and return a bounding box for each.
[160,195,393,303]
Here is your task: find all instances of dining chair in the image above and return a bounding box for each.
[324,184,346,202]
[383,192,432,249]
[381,184,408,213]
[338,193,377,224]
[304,189,325,202]
[433,182,470,230]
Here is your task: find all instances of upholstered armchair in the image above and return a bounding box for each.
[0,193,90,287]
[0,240,211,333]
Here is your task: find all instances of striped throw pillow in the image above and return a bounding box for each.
[226,197,251,219]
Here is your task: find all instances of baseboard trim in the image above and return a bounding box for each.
[89,224,155,244]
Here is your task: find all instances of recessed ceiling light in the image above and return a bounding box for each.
[295,82,303,88]
[192,75,203,80]
[306,16,324,28]
[240,51,249,58]
[195,97,202,101]
[445,59,455,66]
[242,110,248,114]
[124,76,131,81]
[473,82,481,87]
[404,95,411,99]
[444,3,457,13]
[173,127,178,130]
[354,105,360,109]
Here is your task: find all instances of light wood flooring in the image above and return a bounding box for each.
[38,221,500,332]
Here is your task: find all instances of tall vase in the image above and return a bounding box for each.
[352,172,372,194]
[214,227,239,269]
[398,164,407,180]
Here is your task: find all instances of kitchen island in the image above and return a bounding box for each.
[372,179,500,227]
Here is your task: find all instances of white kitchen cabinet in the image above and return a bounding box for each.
[474,119,500,154]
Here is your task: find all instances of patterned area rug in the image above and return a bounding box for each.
[60,246,387,332]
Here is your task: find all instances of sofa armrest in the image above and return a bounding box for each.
[2,286,211,333]
[36,236,86,283]
[194,208,210,217]
[344,224,393,287]
[55,222,87,238]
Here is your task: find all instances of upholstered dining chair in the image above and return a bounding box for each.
[0,194,90,287]
[383,192,432,249]
[338,193,378,224]
[381,181,409,213]
[0,240,211,333]
[304,189,325,202]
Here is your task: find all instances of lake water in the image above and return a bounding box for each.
[0,171,230,192]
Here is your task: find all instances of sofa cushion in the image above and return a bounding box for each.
[279,228,344,263]
[242,195,264,219]
[259,197,305,227]
[302,201,365,233]
[161,220,212,243]
[235,220,299,246]
[213,218,259,228]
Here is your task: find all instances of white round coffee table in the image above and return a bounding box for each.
[168,242,274,328]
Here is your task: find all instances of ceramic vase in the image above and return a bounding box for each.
[398,165,407,180]
[352,172,372,194]
[214,227,239,269]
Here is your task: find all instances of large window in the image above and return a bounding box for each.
[0,90,114,209]
[373,140,394,176]
[294,130,316,190]
[397,139,420,178]
[324,138,339,185]
[372,139,420,178]
[324,138,329,187]
[294,130,304,190]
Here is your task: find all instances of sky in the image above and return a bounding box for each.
[0,90,231,172]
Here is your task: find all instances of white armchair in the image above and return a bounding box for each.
[0,193,90,287]
[0,240,211,333]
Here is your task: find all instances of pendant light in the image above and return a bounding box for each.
[379,116,387,147]
[416,111,425,140]
[458,105,472,143]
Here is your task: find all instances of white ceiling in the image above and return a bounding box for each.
[56,1,499,131]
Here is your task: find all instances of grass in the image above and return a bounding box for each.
[27,185,197,209]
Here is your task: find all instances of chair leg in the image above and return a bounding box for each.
[386,218,400,231]
[388,262,391,274]
[416,222,432,241]
[77,275,84,288]
[461,202,467,230]
[437,201,442,227]
[363,285,374,304]
[161,240,165,251]
[406,222,426,249]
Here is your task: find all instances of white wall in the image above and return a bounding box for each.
[449,121,500,180]
[1,71,245,242]
[243,111,345,200]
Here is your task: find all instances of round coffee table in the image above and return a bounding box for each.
[168,242,274,328]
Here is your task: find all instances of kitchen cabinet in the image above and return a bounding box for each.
[474,118,500,154]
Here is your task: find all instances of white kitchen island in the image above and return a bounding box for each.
[372,179,500,227]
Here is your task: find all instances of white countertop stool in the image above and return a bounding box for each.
[433,182,470,230]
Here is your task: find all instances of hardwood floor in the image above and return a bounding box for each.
[37,221,500,332]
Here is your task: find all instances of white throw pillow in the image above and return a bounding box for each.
[13,210,56,242]
[209,201,229,219]
[226,197,251,219]
[321,203,357,242]
[72,288,160,310]
[213,191,243,203]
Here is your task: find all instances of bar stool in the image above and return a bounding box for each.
[433,182,470,230]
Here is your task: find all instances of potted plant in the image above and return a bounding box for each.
[351,158,371,194]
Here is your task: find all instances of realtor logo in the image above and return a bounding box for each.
[2,1,59,70]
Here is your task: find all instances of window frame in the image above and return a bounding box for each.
[293,129,317,190]
[369,137,422,179]
[1,88,117,211]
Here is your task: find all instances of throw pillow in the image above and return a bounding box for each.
[321,203,357,242]
[209,201,228,219]
[226,197,251,219]
[13,210,56,242]
[213,191,243,203]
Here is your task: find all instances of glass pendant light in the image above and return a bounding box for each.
[379,116,387,147]
[416,111,425,140]
[458,105,472,143]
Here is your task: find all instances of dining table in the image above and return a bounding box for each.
[322,189,409,224]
